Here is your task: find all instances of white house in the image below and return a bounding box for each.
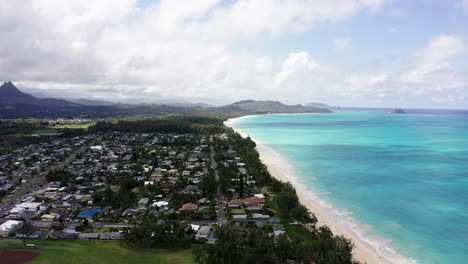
[195,226,211,241]
[0,220,22,237]
[16,202,42,212]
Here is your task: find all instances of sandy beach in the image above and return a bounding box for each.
[225,117,414,264]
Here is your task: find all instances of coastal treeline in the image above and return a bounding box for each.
[194,224,357,264]
[89,116,224,134]
[194,128,361,264]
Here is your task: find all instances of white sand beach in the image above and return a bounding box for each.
[225,117,415,264]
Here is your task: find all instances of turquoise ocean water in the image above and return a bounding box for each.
[231,110,468,264]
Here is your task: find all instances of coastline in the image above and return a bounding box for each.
[225,116,415,264]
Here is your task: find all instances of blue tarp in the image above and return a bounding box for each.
[78,208,101,219]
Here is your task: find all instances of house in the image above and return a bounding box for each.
[121,209,139,218]
[90,146,103,152]
[0,220,22,237]
[198,198,210,206]
[7,207,25,219]
[50,231,78,240]
[78,233,100,240]
[41,213,60,222]
[180,203,198,212]
[99,232,123,240]
[254,193,265,199]
[232,214,248,223]
[207,232,218,244]
[195,226,211,241]
[16,202,42,212]
[152,201,169,211]
[138,197,150,209]
[48,181,61,189]
[228,197,265,209]
[30,220,57,231]
[227,199,243,208]
[243,197,265,208]
[251,213,270,223]
[77,208,101,220]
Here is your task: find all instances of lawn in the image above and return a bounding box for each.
[51,123,94,129]
[0,239,196,264]
[230,208,246,214]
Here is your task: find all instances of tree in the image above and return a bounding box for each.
[17,222,35,246]
[199,173,217,199]
[313,226,357,264]
[276,190,299,218]
[275,233,291,263]
[291,204,317,224]
[203,225,245,264]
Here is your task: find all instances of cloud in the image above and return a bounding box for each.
[340,34,468,106]
[411,34,465,64]
[334,37,351,51]
[1,1,467,108]
[0,0,385,104]
[400,34,466,89]
[274,52,319,86]
[460,0,468,12]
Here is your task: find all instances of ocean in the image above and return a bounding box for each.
[230,110,468,264]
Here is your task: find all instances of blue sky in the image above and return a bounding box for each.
[1,0,467,108]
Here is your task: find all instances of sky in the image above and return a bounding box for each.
[0,0,467,108]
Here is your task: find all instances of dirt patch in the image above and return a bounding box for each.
[0,249,39,264]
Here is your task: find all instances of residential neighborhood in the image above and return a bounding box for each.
[0,131,287,246]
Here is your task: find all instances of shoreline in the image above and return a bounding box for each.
[225,116,415,264]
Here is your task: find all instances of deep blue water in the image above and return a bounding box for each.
[232,110,468,264]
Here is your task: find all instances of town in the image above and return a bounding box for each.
[0,116,360,264]
[0,131,288,244]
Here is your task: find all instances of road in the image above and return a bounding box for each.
[210,136,226,224]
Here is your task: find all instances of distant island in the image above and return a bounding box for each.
[391,109,406,114]
[0,82,330,118]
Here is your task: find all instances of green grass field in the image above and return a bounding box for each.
[230,208,246,214]
[51,123,94,129]
[0,239,195,264]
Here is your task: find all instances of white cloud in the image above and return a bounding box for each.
[401,34,466,89]
[334,37,351,51]
[459,0,468,12]
[274,52,319,86]
[1,1,467,108]
[339,34,468,107]
[0,0,386,103]
[412,34,465,64]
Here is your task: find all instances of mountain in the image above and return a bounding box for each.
[0,81,38,104]
[66,98,115,106]
[306,102,341,110]
[169,102,214,108]
[219,100,331,113]
[0,82,331,118]
[0,82,121,118]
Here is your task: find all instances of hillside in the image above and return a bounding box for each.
[219,100,331,113]
[66,98,115,106]
[0,82,119,118]
[0,82,331,118]
[306,102,341,110]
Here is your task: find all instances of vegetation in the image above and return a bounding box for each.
[123,215,192,248]
[0,239,195,264]
[89,116,224,134]
[1,114,360,264]
[199,129,359,264]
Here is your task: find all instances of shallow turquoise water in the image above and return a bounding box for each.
[232,110,468,264]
